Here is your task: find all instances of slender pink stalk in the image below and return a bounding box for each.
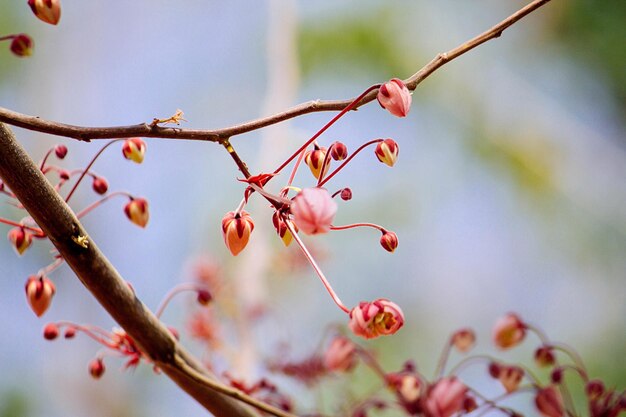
[330,222,384,232]
[65,139,122,203]
[75,191,132,219]
[154,283,212,318]
[273,85,380,176]
[284,217,350,314]
[318,139,382,187]
[0,218,44,236]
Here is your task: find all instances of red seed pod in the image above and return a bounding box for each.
[92,176,108,195]
[380,230,399,253]
[43,323,59,340]
[9,34,33,57]
[54,144,68,159]
[330,141,348,161]
[89,358,105,379]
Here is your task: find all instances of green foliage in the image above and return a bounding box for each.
[0,391,30,417]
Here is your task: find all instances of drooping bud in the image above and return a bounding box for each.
[330,141,348,161]
[497,364,525,393]
[89,358,106,379]
[64,327,76,339]
[304,144,331,180]
[377,78,412,118]
[54,144,68,159]
[424,377,468,417]
[585,380,605,401]
[25,275,56,317]
[340,188,352,201]
[8,227,32,255]
[9,34,33,57]
[451,328,476,353]
[196,289,213,306]
[43,323,59,340]
[551,368,563,384]
[221,211,254,256]
[349,299,404,339]
[290,187,337,235]
[534,345,556,368]
[27,0,61,25]
[380,230,399,253]
[92,176,108,195]
[272,211,297,246]
[122,137,146,163]
[375,139,399,167]
[535,386,564,417]
[492,312,526,349]
[124,198,149,228]
[324,336,357,373]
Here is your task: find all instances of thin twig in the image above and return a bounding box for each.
[0,0,552,142]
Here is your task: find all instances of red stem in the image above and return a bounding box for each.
[75,191,132,219]
[318,139,382,187]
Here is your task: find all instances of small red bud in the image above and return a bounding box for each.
[43,323,59,340]
[54,144,68,159]
[534,346,556,367]
[25,275,56,317]
[330,141,348,161]
[340,188,352,201]
[488,362,501,379]
[64,327,76,339]
[58,169,70,180]
[9,34,33,57]
[8,227,32,256]
[92,176,109,195]
[492,313,527,349]
[551,368,563,384]
[451,328,476,353]
[124,198,150,228]
[122,138,146,163]
[304,145,331,179]
[222,211,255,256]
[375,139,399,167]
[585,380,605,400]
[380,230,399,253]
[89,358,105,379]
[196,289,213,306]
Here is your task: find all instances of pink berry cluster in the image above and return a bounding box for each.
[1,138,149,318]
[219,79,411,339]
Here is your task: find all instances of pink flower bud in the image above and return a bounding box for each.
[330,141,348,161]
[54,144,68,159]
[534,345,556,368]
[425,377,468,417]
[535,386,564,417]
[92,176,108,195]
[497,364,525,393]
[9,34,33,57]
[380,230,398,253]
[7,227,32,255]
[492,312,526,349]
[64,327,76,339]
[89,358,106,379]
[585,380,605,401]
[290,187,337,235]
[27,0,61,25]
[122,137,146,163]
[451,328,476,353]
[58,169,70,180]
[324,336,357,373]
[25,275,56,317]
[340,188,352,201]
[304,145,331,180]
[375,139,399,167]
[349,299,404,339]
[43,323,59,340]
[221,211,254,256]
[272,211,297,246]
[124,198,149,228]
[377,78,411,118]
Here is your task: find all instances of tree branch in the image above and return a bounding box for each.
[0,0,552,142]
[0,122,295,417]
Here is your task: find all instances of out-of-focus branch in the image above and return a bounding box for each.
[0,122,296,417]
[0,0,552,142]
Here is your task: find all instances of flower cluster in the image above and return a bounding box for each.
[1,138,149,317]
[218,79,412,339]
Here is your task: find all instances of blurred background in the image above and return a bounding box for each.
[0,1,624,416]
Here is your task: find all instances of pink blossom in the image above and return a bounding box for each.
[324,336,357,372]
[492,312,527,349]
[377,78,412,117]
[349,299,404,339]
[425,377,468,417]
[290,187,337,235]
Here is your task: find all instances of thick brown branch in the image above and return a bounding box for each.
[0,0,552,142]
[0,122,274,417]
